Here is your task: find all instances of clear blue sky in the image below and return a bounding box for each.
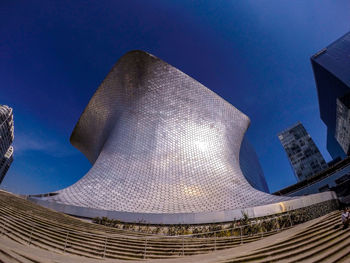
[1,0,350,194]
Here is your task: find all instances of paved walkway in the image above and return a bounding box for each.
[0,214,334,263]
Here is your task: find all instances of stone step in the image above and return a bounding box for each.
[221,216,342,262]
[0,196,152,236]
[0,247,25,263]
[336,250,350,263]
[0,204,149,237]
[259,211,340,251]
[303,235,350,263]
[245,222,340,258]
[242,227,349,263]
[1,190,340,262]
[0,206,275,250]
[0,213,248,259]
[282,228,350,263]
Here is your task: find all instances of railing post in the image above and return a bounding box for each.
[214,232,217,251]
[240,227,243,244]
[288,213,293,227]
[28,223,33,245]
[182,237,184,256]
[1,217,6,236]
[102,236,108,258]
[143,237,148,259]
[63,231,69,252]
[279,221,282,231]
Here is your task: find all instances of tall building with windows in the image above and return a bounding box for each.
[278,122,327,181]
[311,31,350,159]
[0,105,14,184]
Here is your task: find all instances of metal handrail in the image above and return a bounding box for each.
[0,210,311,259]
[0,211,295,240]
[0,196,297,239]
[91,211,295,239]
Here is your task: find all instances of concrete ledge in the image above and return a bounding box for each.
[29,191,337,224]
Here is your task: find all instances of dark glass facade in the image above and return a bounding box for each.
[311,32,350,159]
[239,136,269,193]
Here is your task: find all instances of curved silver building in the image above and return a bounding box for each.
[0,105,14,184]
[240,137,269,192]
[31,51,336,224]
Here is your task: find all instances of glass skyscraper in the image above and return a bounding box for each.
[311,31,350,159]
[278,122,327,181]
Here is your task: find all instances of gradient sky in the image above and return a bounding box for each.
[1,0,350,194]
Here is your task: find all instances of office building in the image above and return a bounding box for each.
[0,105,14,184]
[311,32,350,159]
[278,122,327,181]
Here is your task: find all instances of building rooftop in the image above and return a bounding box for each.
[273,156,350,196]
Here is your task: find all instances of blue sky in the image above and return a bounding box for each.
[1,0,350,194]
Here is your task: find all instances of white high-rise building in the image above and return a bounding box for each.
[278,122,327,181]
[0,105,14,184]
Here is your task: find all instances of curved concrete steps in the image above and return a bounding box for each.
[0,191,286,260]
[0,190,347,262]
[220,210,347,263]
